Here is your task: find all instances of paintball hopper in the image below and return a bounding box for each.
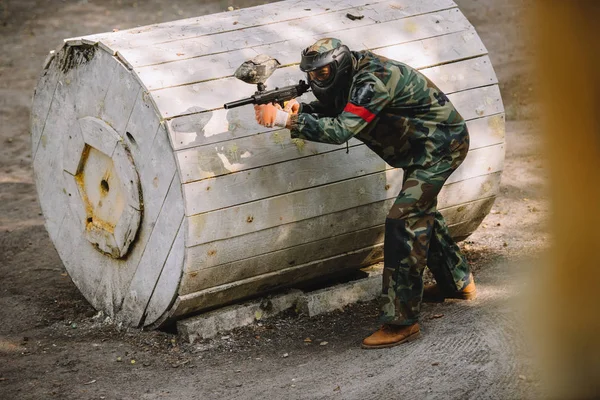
[224,54,307,110]
[234,54,281,90]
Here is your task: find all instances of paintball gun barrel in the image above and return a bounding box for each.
[224,80,310,109]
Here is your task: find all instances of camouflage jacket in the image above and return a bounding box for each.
[289,51,469,169]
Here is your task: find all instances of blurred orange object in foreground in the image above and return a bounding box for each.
[532,1,600,398]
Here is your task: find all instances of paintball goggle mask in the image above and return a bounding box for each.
[300,38,354,114]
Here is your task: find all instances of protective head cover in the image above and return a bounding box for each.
[300,38,355,114]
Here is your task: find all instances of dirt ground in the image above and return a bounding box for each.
[0,0,547,399]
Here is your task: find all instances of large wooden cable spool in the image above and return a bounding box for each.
[31,0,505,328]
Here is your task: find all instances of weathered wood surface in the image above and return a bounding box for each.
[180,195,498,294]
[136,10,476,91]
[181,142,503,219]
[74,0,408,49]
[183,192,497,278]
[32,45,185,327]
[32,0,505,326]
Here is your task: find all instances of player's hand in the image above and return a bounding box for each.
[254,103,289,128]
[283,99,300,115]
[254,103,277,127]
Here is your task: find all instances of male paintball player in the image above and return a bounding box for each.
[253,38,476,349]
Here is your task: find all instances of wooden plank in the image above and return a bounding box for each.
[86,116,175,318]
[54,208,112,314]
[136,48,260,91]
[152,10,473,118]
[451,84,503,120]
[104,127,178,291]
[118,91,177,243]
[181,142,503,216]
[173,244,386,316]
[175,196,493,314]
[144,218,186,327]
[31,53,61,161]
[117,2,461,69]
[137,123,178,225]
[185,196,398,273]
[448,211,489,241]
[175,84,502,184]
[177,129,358,184]
[162,33,490,149]
[136,4,471,90]
[182,225,385,294]
[182,145,385,214]
[62,171,87,234]
[78,117,120,157]
[99,61,142,135]
[468,113,505,150]
[180,195,495,293]
[33,69,79,242]
[62,118,86,175]
[182,192,494,275]
[33,46,118,160]
[176,192,491,316]
[118,175,185,326]
[75,0,399,51]
[374,28,486,68]
[447,143,504,184]
[182,178,497,272]
[138,28,487,94]
[249,27,484,80]
[186,169,400,242]
[419,55,496,92]
[123,90,162,161]
[334,8,470,53]
[443,195,496,227]
[186,167,501,246]
[71,48,120,123]
[112,143,143,254]
[108,129,180,318]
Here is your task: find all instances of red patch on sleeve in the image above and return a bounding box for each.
[343,103,376,122]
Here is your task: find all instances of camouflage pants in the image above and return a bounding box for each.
[379,138,472,326]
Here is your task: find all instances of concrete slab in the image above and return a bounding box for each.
[178,266,384,343]
[177,289,302,343]
[297,274,382,317]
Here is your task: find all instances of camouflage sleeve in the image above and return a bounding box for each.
[290,73,392,145]
[299,101,328,115]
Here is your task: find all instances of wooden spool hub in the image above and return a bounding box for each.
[31,0,505,328]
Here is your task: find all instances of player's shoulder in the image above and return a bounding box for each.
[353,51,409,87]
[355,50,407,70]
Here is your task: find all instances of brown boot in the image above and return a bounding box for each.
[361,323,421,349]
[422,277,477,303]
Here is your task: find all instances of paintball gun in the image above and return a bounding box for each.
[224,54,310,109]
